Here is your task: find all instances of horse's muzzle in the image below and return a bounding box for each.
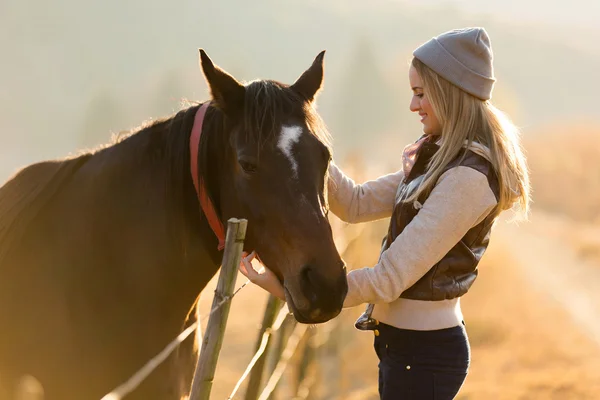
[285,262,347,324]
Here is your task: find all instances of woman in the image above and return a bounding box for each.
[240,27,530,399]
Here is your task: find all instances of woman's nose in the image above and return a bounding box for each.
[409,97,420,112]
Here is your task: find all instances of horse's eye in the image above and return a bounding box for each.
[238,158,258,174]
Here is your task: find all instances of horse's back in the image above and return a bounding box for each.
[0,156,91,263]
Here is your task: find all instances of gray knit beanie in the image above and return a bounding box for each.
[413,27,495,101]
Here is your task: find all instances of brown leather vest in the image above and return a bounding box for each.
[381,141,500,301]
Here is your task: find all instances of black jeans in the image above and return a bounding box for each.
[373,321,470,400]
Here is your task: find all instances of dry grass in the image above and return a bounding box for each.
[458,227,600,399]
[524,122,600,224]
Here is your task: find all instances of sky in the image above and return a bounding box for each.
[1,0,599,180]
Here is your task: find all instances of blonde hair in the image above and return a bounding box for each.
[408,58,530,219]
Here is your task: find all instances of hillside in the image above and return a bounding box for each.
[524,123,600,223]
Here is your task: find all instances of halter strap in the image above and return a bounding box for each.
[190,103,226,250]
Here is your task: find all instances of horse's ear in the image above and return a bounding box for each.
[199,49,245,115]
[291,51,325,103]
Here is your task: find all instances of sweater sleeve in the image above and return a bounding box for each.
[342,166,498,308]
[327,162,404,224]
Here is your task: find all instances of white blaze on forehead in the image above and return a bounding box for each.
[277,125,303,176]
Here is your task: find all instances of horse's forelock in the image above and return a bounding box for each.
[242,81,331,151]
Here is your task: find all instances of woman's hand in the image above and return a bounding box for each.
[239,251,286,301]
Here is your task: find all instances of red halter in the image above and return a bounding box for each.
[189,103,226,250]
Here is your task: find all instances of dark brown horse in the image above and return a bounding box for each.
[0,50,347,399]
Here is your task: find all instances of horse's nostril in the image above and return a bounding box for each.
[300,265,319,303]
[302,265,314,284]
[299,263,346,314]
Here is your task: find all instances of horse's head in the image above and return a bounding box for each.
[198,50,347,324]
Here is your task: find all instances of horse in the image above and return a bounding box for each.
[0,49,348,400]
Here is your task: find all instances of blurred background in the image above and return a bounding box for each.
[2,0,600,399]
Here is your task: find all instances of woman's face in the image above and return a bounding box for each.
[409,65,442,135]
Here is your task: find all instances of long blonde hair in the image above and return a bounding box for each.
[408,58,530,219]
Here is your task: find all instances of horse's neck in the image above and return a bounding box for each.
[93,107,225,310]
[159,105,227,284]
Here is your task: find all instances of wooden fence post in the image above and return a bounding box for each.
[258,323,308,400]
[266,315,297,400]
[189,218,247,400]
[243,295,284,400]
[293,327,317,399]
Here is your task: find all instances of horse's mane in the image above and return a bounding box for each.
[0,105,200,266]
[0,81,331,265]
[241,80,332,150]
[0,155,92,264]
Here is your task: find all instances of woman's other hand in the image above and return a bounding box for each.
[239,251,286,301]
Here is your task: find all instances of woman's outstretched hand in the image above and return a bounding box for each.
[239,251,286,301]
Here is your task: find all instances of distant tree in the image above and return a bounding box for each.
[150,69,187,117]
[331,37,398,154]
